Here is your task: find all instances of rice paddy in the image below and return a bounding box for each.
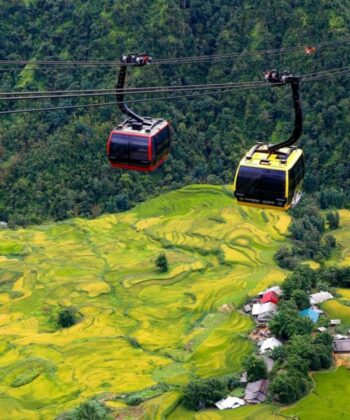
[282,367,350,419]
[0,184,292,418]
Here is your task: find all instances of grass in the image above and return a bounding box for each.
[0,184,292,418]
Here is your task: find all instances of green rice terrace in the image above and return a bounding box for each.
[0,184,349,419]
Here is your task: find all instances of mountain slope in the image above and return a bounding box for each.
[0,185,289,418]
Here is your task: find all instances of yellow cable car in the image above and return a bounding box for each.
[233,144,304,211]
[234,71,304,211]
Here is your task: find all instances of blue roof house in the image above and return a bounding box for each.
[299,308,320,323]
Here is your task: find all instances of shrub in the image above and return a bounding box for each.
[57,306,79,328]
[155,252,168,272]
[326,211,340,229]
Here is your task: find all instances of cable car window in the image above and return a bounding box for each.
[236,167,264,198]
[110,134,129,161]
[154,126,170,156]
[129,137,149,162]
[236,167,286,199]
[261,170,286,199]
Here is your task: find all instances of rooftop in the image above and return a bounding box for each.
[310,291,333,305]
[252,302,277,316]
[299,308,320,323]
[245,379,269,404]
[215,396,245,410]
[334,339,350,353]
[261,291,279,304]
[259,337,282,354]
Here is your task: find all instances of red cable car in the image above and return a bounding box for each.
[107,53,171,172]
[107,119,171,171]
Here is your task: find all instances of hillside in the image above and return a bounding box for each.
[0,0,350,225]
[0,184,291,418]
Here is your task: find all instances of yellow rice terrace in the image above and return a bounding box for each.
[0,185,290,418]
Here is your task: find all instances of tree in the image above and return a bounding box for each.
[155,252,168,272]
[67,400,111,420]
[182,378,227,411]
[274,246,298,269]
[269,308,313,340]
[242,354,267,382]
[291,289,310,310]
[326,211,340,229]
[57,306,79,328]
[269,370,310,403]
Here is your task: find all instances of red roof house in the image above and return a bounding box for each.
[260,291,279,305]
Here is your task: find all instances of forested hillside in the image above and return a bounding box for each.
[0,0,349,225]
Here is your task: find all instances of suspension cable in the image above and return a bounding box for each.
[0,69,349,116]
[0,38,349,71]
[0,64,348,101]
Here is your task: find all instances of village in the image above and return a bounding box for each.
[214,285,349,411]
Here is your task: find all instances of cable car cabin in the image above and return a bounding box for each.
[107,119,171,172]
[234,145,304,211]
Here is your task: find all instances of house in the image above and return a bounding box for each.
[333,339,350,353]
[215,396,245,410]
[330,319,341,326]
[317,327,327,333]
[310,291,333,305]
[260,291,279,305]
[244,304,252,313]
[258,286,282,297]
[244,379,269,404]
[252,302,277,322]
[334,334,348,340]
[299,307,320,323]
[259,337,282,354]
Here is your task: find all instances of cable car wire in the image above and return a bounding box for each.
[0,65,348,115]
[0,64,348,100]
[0,85,272,115]
[0,38,349,71]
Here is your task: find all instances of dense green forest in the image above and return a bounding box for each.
[0,0,349,226]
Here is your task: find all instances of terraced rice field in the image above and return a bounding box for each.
[328,209,350,266]
[322,300,350,324]
[282,367,350,419]
[0,185,290,418]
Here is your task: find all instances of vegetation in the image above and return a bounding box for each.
[327,211,340,230]
[242,354,267,382]
[57,306,79,328]
[64,401,111,420]
[155,252,169,273]
[269,306,313,340]
[182,377,227,411]
[275,202,340,268]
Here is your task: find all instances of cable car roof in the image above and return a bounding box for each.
[239,145,303,170]
[113,118,168,136]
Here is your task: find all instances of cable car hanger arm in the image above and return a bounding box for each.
[263,71,303,153]
[116,53,152,124]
